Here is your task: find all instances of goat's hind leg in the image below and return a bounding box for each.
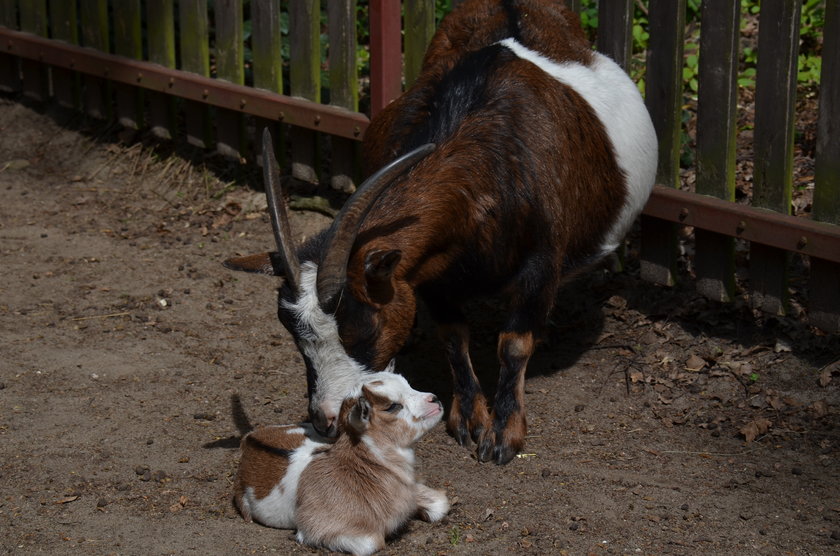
[478,257,561,464]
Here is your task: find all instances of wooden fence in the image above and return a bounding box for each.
[0,0,838,332]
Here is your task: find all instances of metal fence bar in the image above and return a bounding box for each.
[694,0,740,302]
[146,0,177,139]
[113,0,144,129]
[810,0,840,332]
[750,1,801,315]
[0,28,369,140]
[643,186,840,265]
[328,0,359,192]
[289,0,321,184]
[369,0,402,117]
[640,0,685,287]
[215,0,245,159]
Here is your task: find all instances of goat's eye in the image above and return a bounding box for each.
[385,403,403,413]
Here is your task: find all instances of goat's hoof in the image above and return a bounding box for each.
[476,431,495,462]
[447,419,472,447]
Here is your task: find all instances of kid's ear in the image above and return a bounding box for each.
[347,396,371,436]
[223,252,286,276]
[364,249,402,304]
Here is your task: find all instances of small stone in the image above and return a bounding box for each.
[791,467,803,475]
[569,522,579,531]
[541,468,551,478]
[97,498,108,508]
[681,504,689,511]
[574,404,585,413]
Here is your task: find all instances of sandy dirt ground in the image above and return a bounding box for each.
[1,97,839,555]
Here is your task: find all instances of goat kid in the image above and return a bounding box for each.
[234,372,448,556]
[225,0,657,464]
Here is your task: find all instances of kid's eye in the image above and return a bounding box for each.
[385,403,403,413]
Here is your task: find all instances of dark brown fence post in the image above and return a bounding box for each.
[369,0,402,118]
[750,2,801,315]
[810,0,840,332]
[179,0,212,148]
[18,0,48,101]
[49,0,80,109]
[0,0,21,93]
[640,0,685,286]
[328,0,359,192]
[596,0,632,72]
[694,0,740,302]
[215,0,245,160]
[147,0,177,139]
[251,0,284,167]
[113,0,144,129]
[289,0,321,184]
[80,0,111,119]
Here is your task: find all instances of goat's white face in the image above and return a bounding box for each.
[281,262,390,436]
[347,372,443,446]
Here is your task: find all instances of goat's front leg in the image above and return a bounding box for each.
[415,483,449,522]
[477,331,535,464]
[438,322,491,448]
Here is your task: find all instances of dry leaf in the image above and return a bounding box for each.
[810,400,829,418]
[55,495,79,504]
[819,368,832,387]
[629,370,644,383]
[685,354,706,372]
[740,418,772,443]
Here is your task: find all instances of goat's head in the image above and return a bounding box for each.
[224,130,434,437]
[339,372,443,446]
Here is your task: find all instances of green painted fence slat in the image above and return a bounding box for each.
[215,0,245,159]
[694,0,740,303]
[810,0,840,332]
[289,0,321,184]
[328,0,359,192]
[640,0,685,287]
[147,0,177,139]
[49,0,80,109]
[404,0,434,88]
[80,0,110,119]
[0,0,21,92]
[750,2,801,315]
[179,0,212,148]
[251,0,284,169]
[18,0,48,101]
[113,0,143,129]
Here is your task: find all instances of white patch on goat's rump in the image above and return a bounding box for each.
[242,424,324,529]
[499,38,658,258]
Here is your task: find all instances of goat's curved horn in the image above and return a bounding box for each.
[316,143,436,310]
[263,128,302,292]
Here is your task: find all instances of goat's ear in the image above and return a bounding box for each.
[364,249,402,304]
[223,252,286,276]
[347,395,371,436]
